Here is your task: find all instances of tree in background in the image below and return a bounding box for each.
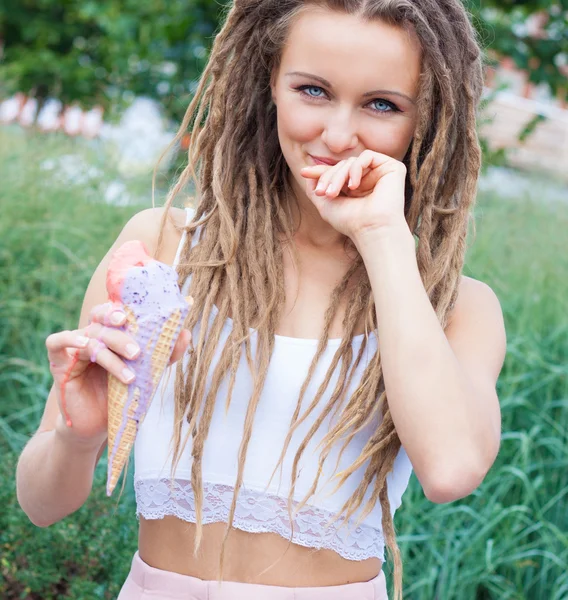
[468,0,567,103]
[0,0,223,122]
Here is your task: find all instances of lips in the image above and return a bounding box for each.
[310,155,339,166]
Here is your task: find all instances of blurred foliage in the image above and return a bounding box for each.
[0,1,566,124]
[0,0,225,122]
[1,450,138,599]
[467,0,568,96]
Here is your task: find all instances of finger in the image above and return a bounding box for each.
[358,149,393,171]
[315,161,346,196]
[356,150,404,183]
[326,158,356,198]
[82,322,141,362]
[89,339,108,364]
[169,329,192,365]
[46,330,91,370]
[89,302,126,328]
[305,177,318,196]
[299,165,330,179]
[74,338,136,384]
[348,160,364,190]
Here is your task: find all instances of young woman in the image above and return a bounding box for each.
[16,1,506,599]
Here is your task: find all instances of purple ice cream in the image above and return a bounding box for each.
[105,240,189,496]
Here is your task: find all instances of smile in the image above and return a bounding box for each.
[309,155,339,166]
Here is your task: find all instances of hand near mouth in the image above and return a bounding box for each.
[300,150,410,241]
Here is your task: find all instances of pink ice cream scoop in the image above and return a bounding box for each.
[105,240,190,496]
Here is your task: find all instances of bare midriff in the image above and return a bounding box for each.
[138,516,382,586]
[138,215,381,586]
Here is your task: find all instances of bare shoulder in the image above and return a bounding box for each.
[446,275,507,382]
[451,275,503,318]
[123,206,187,264]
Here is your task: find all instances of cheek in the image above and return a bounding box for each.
[362,119,416,161]
[276,96,321,147]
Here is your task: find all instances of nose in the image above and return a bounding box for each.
[321,106,359,155]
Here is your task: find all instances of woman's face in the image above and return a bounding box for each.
[271,8,422,206]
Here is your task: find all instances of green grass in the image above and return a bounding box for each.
[1,126,567,599]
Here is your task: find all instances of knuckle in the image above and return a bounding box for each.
[89,339,107,365]
[83,322,97,338]
[46,330,70,351]
[90,302,110,322]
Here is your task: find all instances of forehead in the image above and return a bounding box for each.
[280,8,422,96]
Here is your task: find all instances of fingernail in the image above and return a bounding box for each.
[111,311,125,325]
[122,368,135,383]
[326,185,334,195]
[316,182,325,191]
[125,343,140,359]
[348,178,353,187]
[77,336,89,347]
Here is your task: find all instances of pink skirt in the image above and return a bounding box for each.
[117,550,389,599]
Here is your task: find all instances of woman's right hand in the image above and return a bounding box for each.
[46,302,191,447]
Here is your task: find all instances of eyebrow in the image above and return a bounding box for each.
[285,71,416,105]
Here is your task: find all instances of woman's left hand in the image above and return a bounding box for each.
[300,150,410,241]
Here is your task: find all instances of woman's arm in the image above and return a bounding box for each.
[16,206,187,526]
[16,426,106,527]
[353,224,506,503]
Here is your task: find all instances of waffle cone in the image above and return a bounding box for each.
[106,305,185,496]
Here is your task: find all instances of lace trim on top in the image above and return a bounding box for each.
[135,478,385,561]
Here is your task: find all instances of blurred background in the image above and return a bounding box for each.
[1,1,567,599]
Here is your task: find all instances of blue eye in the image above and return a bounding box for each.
[295,84,401,115]
[372,100,396,113]
[300,85,326,98]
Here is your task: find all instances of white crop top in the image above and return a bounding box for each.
[134,207,413,561]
